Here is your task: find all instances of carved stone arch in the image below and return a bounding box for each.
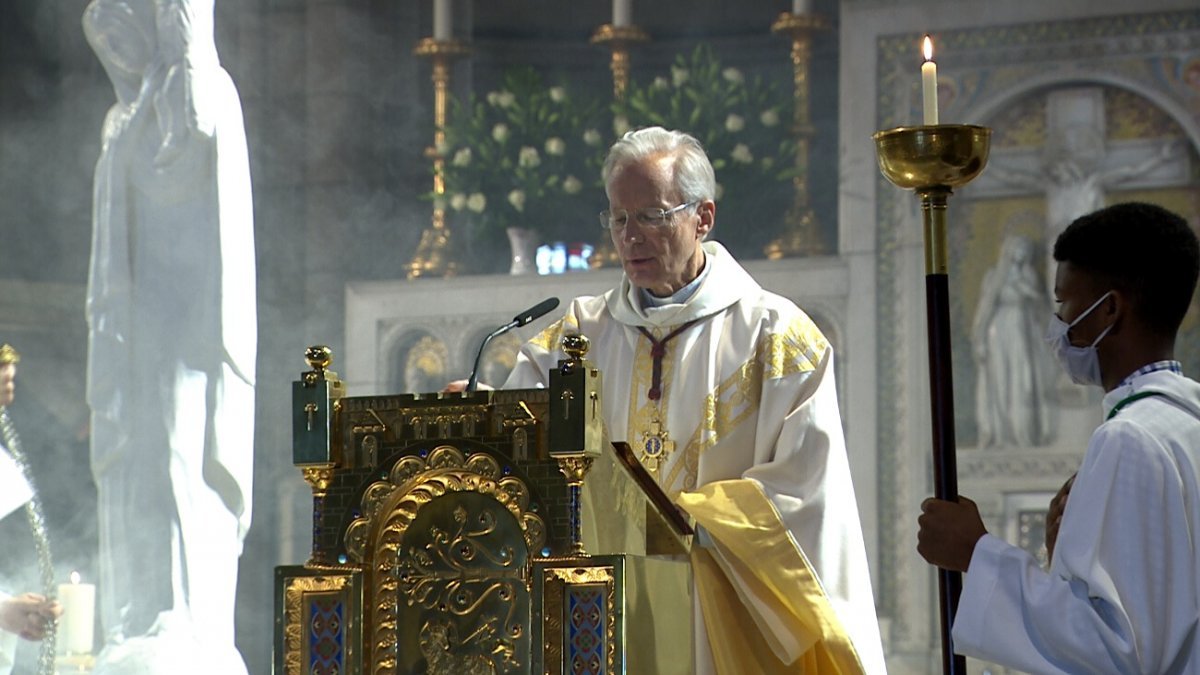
[962,72,1200,154]
[342,442,547,675]
[382,329,449,394]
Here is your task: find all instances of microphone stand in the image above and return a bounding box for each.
[466,297,560,392]
[466,323,517,392]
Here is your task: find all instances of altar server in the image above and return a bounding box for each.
[918,202,1200,674]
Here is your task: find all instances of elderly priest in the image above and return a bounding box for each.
[502,127,886,674]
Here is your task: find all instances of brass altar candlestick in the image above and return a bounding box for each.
[588,24,648,270]
[764,11,830,260]
[590,24,649,102]
[408,38,470,279]
[874,124,990,675]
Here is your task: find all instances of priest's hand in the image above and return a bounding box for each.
[1045,473,1075,565]
[0,593,62,641]
[441,380,494,393]
[917,496,987,573]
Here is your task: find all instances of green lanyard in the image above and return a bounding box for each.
[1106,391,1166,421]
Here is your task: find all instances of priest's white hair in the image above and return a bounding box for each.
[603,126,717,204]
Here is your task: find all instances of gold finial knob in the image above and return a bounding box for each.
[305,345,333,371]
[0,344,19,365]
[561,334,590,361]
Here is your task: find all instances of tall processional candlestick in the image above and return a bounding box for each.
[873,37,990,675]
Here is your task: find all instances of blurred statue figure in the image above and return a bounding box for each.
[989,125,1176,289]
[972,236,1055,448]
[83,0,255,672]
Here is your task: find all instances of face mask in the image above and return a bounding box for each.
[1045,291,1114,386]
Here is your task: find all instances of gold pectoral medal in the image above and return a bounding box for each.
[639,417,675,476]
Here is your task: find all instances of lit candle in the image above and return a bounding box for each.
[56,572,95,655]
[613,0,632,27]
[792,0,812,14]
[433,0,452,41]
[921,35,939,125]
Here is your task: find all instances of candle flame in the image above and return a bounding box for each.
[70,571,80,584]
[923,35,934,62]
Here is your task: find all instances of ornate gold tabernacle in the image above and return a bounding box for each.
[276,344,693,675]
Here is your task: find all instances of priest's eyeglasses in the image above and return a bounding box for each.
[598,201,698,230]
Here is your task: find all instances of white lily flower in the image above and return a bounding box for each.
[731,143,754,164]
[518,146,541,168]
[508,189,527,212]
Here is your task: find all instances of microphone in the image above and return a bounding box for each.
[466,297,560,392]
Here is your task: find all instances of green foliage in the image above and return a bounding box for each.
[439,47,800,258]
[617,45,798,249]
[439,67,607,243]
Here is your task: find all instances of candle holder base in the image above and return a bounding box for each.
[591,23,650,101]
[412,37,471,59]
[771,11,831,34]
[764,206,825,259]
[56,652,95,674]
[406,220,458,280]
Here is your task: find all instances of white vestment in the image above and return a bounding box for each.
[954,369,1200,674]
[505,241,886,674]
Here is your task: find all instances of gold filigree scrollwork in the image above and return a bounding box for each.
[465,453,502,481]
[281,575,350,675]
[390,455,427,486]
[540,566,617,675]
[428,445,466,469]
[345,519,369,563]
[343,446,544,674]
[496,477,530,511]
[301,465,336,497]
[369,468,545,675]
[419,618,520,675]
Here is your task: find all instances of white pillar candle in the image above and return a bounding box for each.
[613,0,632,27]
[56,572,95,654]
[921,35,939,125]
[792,0,812,15]
[433,0,452,41]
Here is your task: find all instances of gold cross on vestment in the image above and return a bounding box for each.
[639,419,674,477]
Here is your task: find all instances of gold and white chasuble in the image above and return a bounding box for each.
[505,242,886,674]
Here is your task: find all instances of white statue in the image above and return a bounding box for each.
[83,0,255,672]
[971,235,1055,448]
[989,126,1176,288]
